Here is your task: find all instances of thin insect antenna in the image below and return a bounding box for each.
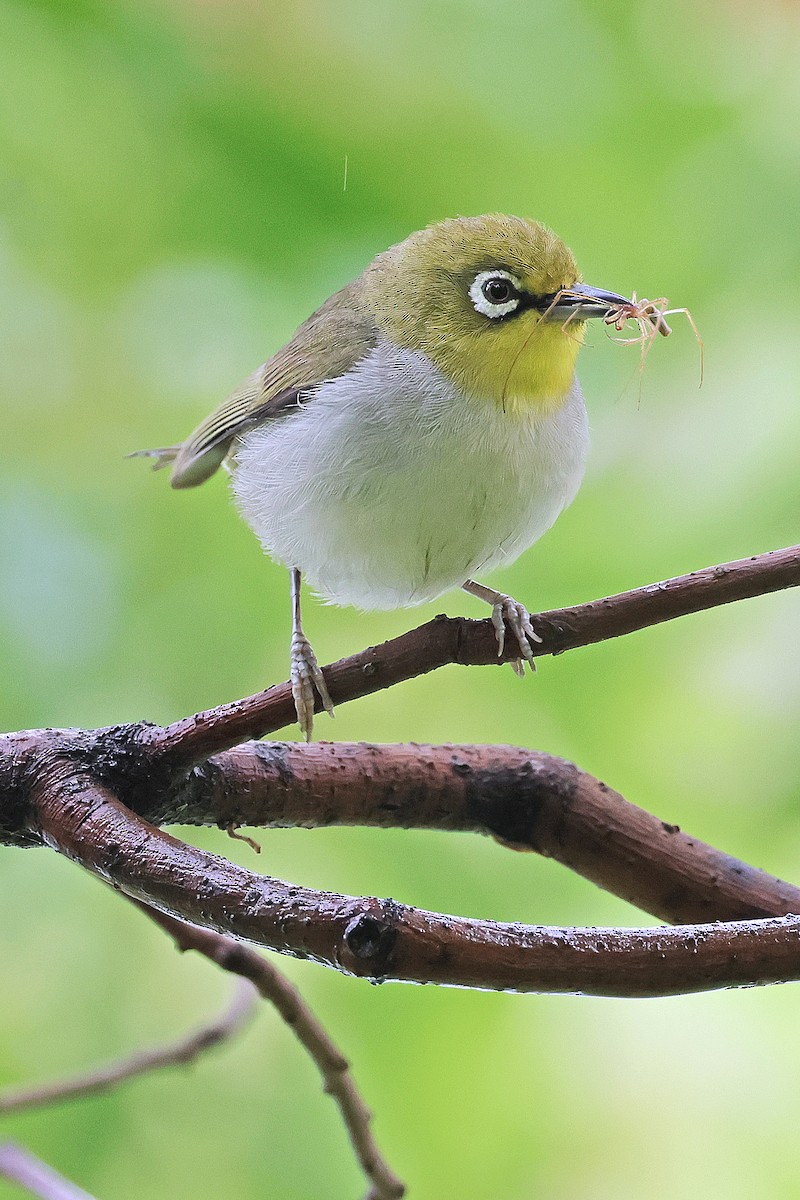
[560,306,582,331]
[499,287,574,403]
[503,284,592,398]
[501,313,541,404]
[633,324,658,409]
[558,305,586,347]
[688,316,705,388]
[538,287,568,323]
[661,307,705,386]
[613,340,648,408]
[638,322,658,379]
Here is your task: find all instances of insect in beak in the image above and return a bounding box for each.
[538,283,638,323]
[537,285,703,385]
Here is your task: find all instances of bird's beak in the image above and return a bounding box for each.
[539,282,632,321]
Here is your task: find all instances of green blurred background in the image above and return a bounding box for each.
[2,1,800,1196]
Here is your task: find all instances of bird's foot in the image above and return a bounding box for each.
[462,579,542,675]
[489,592,542,675]
[290,630,335,741]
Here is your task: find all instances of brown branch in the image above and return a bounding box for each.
[0,1143,98,1200]
[8,732,800,927]
[0,981,257,1115]
[135,901,405,1200]
[151,543,800,764]
[29,761,800,998]
[149,741,800,926]
[2,544,798,1198]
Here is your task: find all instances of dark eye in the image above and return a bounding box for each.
[483,277,515,304]
[469,270,522,319]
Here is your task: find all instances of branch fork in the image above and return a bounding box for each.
[2,542,800,1197]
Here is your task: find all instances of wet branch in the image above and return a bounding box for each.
[27,763,800,998]
[151,741,800,926]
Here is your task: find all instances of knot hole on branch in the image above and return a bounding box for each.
[343,904,401,980]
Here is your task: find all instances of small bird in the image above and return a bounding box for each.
[140,214,635,739]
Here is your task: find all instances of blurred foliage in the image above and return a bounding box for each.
[1,1,800,1197]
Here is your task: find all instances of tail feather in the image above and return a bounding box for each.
[127,441,228,487]
[126,446,180,472]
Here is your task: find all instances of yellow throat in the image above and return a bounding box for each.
[424,314,584,417]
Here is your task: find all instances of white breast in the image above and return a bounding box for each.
[232,342,589,610]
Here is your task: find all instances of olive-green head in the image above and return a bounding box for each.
[358,213,624,413]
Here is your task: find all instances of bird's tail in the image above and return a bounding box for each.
[126,445,181,471]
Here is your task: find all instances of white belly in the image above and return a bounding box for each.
[231,342,589,609]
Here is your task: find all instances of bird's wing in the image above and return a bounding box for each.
[138,285,378,489]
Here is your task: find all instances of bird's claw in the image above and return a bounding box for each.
[490,594,542,674]
[290,631,335,741]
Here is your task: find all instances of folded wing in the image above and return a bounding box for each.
[134,283,378,489]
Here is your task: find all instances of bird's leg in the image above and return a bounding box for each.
[462,578,542,676]
[290,568,334,741]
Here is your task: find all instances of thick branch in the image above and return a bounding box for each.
[30,761,800,998]
[152,544,800,763]
[0,981,257,1114]
[8,736,800,927]
[151,742,800,926]
[136,902,405,1200]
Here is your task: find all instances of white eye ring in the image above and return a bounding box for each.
[469,270,522,319]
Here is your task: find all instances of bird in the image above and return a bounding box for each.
[139,214,634,740]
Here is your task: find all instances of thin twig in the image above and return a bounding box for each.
[0,981,257,1114]
[0,1143,98,1200]
[151,543,800,763]
[134,901,405,1200]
